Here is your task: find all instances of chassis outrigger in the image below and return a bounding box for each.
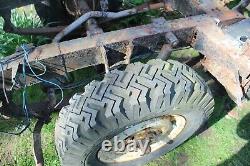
[0,0,250,166]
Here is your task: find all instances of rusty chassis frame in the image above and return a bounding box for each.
[0,0,250,165]
[0,1,250,120]
[0,0,249,116]
[0,0,249,114]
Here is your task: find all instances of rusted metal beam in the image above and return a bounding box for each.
[0,10,248,105]
[1,14,213,72]
[33,119,45,166]
[157,44,173,60]
[4,26,66,36]
[125,41,134,64]
[99,45,110,73]
[192,19,250,105]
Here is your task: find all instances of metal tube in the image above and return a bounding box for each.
[53,2,166,42]
[33,120,45,166]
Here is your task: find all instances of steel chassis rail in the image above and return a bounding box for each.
[1,10,249,104]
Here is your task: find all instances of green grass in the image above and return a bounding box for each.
[1,1,250,166]
[148,100,250,166]
[0,8,48,58]
[1,97,249,166]
[0,114,60,166]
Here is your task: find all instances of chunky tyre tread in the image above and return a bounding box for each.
[247,88,250,99]
[55,59,214,166]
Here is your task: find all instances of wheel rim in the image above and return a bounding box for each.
[98,115,186,163]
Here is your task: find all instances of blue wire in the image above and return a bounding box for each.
[22,54,29,122]
[21,45,64,108]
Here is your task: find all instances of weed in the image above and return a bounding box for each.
[0,8,48,58]
[0,1,250,166]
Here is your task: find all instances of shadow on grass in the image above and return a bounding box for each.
[217,113,250,166]
[196,89,236,136]
[208,96,236,128]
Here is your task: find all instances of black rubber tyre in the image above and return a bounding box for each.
[247,88,250,100]
[55,59,214,166]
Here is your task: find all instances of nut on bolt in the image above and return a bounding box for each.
[165,32,179,47]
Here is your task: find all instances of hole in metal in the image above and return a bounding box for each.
[240,36,248,42]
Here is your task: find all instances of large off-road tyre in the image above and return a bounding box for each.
[55,59,214,166]
[247,88,250,100]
